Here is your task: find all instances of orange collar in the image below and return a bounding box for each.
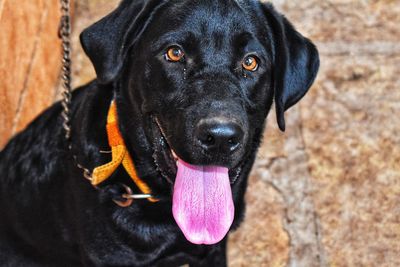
[91,101,158,202]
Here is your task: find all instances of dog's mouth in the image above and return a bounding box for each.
[152,117,242,184]
[151,116,243,245]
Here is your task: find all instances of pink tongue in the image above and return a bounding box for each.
[172,159,234,245]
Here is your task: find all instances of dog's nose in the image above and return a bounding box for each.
[195,119,244,154]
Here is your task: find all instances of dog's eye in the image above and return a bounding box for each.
[242,56,258,72]
[165,47,185,62]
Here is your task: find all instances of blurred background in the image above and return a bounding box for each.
[0,0,399,266]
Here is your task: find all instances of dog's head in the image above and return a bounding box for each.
[81,0,319,245]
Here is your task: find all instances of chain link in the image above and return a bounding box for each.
[59,0,93,180]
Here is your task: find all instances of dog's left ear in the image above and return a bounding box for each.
[80,0,164,84]
[261,4,320,131]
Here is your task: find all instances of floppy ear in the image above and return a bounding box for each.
[80,0,165,84]
[261,4,319,131]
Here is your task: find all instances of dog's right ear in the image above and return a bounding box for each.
[260,3,319,131]
[80,0,164,84]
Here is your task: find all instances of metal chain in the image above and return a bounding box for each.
[59,0,93,181]
[59,0,72,141]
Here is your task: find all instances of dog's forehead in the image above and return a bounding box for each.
[163,0,253,34]
[143,0,263,54]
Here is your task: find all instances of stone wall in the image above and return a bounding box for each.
[0,0,62,148]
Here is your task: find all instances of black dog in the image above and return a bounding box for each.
[0,0,319,266]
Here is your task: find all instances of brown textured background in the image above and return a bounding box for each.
[0,0,62,148]
[1,0,399,266]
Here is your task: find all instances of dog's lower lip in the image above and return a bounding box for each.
[154,117,178,163]
[171,149,179,161]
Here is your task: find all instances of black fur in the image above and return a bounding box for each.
[0,0,319,266]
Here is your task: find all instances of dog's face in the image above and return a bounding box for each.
[136,1,272,171]
[81,0,319,245]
